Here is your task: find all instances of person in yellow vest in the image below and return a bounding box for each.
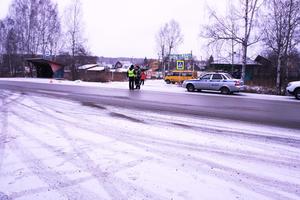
[127,65,136,90]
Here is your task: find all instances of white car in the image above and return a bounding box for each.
[182,72,244,94]
[286,81,300,100]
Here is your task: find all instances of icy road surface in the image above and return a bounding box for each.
[0,89,300,200]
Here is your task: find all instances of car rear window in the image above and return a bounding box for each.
[224,73,233,79]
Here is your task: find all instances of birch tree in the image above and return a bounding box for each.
[37,0,61,57]
[0,20,5,55]
[203,0,263,81]
[7,0,61,56]
[262,0,300,94]
[64,0,87,80]
[0,18,16,75]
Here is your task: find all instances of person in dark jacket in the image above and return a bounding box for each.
[135,65,142,89]
[127,65,135,90]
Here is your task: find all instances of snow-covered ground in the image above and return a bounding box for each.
[1,83,300,200]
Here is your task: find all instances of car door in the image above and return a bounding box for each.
[210,74,223,90]
[195,74,211,90]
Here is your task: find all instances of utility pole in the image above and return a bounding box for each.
[231,38,234,74]
[191,50,194,71]
[162,45,165,78]
[231,23,234,75]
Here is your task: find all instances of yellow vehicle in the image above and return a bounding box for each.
[164,70,197,84]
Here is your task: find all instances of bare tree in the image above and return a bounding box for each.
[155,24,168,76]
[64,0,88,80]
[202,0,264,81]
[6,0,61,56]
[0,17,18,75]
[37,0,61,57]
[262,0,300,94]
[0,0,61,76]
[156,20,183,76]
[0,20,5,54]
[165,20,184,58]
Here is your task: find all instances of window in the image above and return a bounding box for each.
[212,74,223,80]
[221,74,227,79]
[224,73,233,79]
[201,74,211,80]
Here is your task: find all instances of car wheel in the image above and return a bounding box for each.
[295,88,300,100]
[220,87,230,95]
[187,84,195,92]
[165,80,171,84]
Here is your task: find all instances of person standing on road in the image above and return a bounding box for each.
[127,65,135,90]
[135,65,142,89]
[140,70,146,85]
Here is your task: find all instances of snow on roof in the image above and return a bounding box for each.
[115,67,129,72]
[118,61,133,68]
[87,66,105,71]
[78,64,99,70]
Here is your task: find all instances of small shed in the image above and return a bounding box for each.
[26,58,64,79]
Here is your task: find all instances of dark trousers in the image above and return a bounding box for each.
[129,77,135,90]
[141,79,145,85]
[135,77,141,89]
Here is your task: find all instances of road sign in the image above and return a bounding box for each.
[176,60,185,70]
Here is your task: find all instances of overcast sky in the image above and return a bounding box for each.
[0,0,228,59]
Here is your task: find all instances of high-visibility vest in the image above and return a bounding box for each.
[128,69,135,77]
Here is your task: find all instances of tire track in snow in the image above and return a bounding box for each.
[0,90,12,200]
[11,124,165,200]
[7,140,101,200]
[18,110,300,200]
[8,93,300,200]
[24,97,130,200]
[14,95,300,168]
[9,95,165,200]
[1,93,102,200]
[0,91,9,170]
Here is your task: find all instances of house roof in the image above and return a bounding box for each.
[87,66,105,71]
[212,53,259,66]
[255,55,272,65]
[26,58,63,66]
[78,64,105,71]
[78,64,99,70]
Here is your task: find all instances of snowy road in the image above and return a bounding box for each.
[1,89,300,200]
[1,78,300,129]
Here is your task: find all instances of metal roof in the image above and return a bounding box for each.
[212,54,260,66]
[26,58,63,66]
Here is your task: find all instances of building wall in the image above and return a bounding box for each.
[64,71,128,82]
